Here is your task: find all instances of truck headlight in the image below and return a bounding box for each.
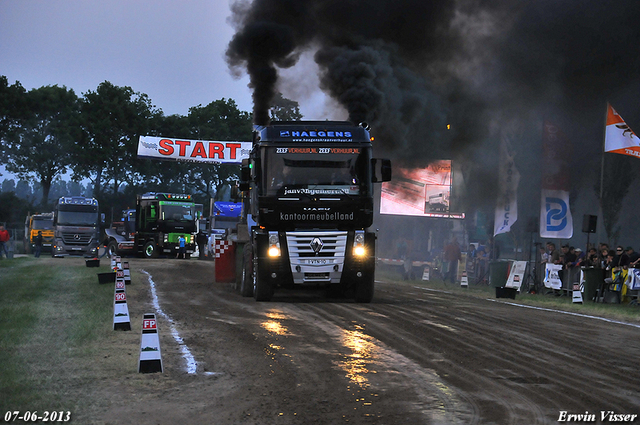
[268,231,281,257]
[353,231,366,257]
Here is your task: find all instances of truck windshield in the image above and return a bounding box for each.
[160,203,194,222]
[264,147,370,196]
[33,219,54,230]
[56,206,98,226]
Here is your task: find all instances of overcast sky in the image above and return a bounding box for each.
[1,0,259,116]
[0,0,338,180]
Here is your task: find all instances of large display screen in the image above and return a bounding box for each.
[380,160,464,218]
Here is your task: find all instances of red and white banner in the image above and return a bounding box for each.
[137,136,251,164]
[604,103,640,158]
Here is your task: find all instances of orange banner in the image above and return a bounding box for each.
[604,103,640,158]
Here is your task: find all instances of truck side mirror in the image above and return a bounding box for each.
[371,158,392,183]
[381,159,392,182]
[239,158,250,191]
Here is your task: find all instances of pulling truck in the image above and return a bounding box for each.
[24,212,55,253]
[52,197,101,257]
[132,192,197,258]
[238,121,391,302]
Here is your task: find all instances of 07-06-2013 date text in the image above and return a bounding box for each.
[4,411,71,422]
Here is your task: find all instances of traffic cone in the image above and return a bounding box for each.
[122,261,131,285]
[138,313,163,373]
[113,286,131,331]
[460,271,469,288]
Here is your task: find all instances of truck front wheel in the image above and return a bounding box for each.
[355,271,375,303]
[240,244,254,297]
[107,240,118,258]
[143,241,158,258]
[253,259,273,301]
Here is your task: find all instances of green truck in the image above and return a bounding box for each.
[104,192,197,258]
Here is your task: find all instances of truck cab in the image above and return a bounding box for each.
[239,121,391,302]
[135,193,197,258]
[52,197,101,257]
[24,212,54,253]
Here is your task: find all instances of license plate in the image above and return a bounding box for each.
[306,259,328,265]
[71,247,81,250]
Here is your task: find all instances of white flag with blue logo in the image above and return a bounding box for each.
[540,189,573,239]
[493,129,520,236]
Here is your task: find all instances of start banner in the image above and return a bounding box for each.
[137,136,251,164]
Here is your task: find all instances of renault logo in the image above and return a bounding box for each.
[310,237,323,255]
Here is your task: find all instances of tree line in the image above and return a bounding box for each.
[0,76,302,226]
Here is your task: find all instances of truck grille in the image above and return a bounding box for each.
[61,232,93,245]
[286,231,347,258]
[285,231,347,284]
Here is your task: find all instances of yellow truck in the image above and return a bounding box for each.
[24,212,55,254]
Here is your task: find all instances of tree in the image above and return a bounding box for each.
[138,99,252,209]
[1,179,15,193]
[15,179,33,201]
[0,191,30,225]
[0,76,27,162]
[269,93,302,121]
[184,99,252,201]
[74,81,155,200]
[4,85,79,208]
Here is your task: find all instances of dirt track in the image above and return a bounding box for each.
[93,258,640,425]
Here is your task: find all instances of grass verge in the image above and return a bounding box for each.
[0,256,132,415]
[376,266,640,324]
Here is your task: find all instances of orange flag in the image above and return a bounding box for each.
[604,103,640,158]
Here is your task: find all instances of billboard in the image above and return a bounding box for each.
[380,160,464,219]
[137,136,251,164]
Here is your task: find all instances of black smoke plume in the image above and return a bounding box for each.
[226,0,640,172]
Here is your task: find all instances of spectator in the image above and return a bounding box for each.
[196,231,208,260]
[546,242,561,264]
[609,246,630,286]
[177,235,186,259]
[467,243,476,259]
[565,246,578,268]
[443,237,461,284]
[543,242,561,294]
[611,246,629,272]
[539,245,549,264]
[0,225,10,259]
[598,243,610,267]
[475,243,489,284]
[626,247,640,268]
[558,245,576,292]
[572,248,585,267]
[34,231,43,258]
[586,247,599,267]
[600,248,610,269]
